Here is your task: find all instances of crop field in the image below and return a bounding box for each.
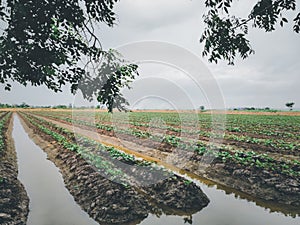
[29,109,300,161]
[24,110,300,204]
[1,109,300,224]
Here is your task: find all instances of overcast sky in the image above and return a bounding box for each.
[0,0,299,109]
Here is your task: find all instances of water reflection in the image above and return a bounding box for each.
[13,115,99,225]
[137,173,300,225]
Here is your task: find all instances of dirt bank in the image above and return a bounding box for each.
[193,160,299,207]
[19,115,149,224]
[0,114,29,225]
[19,114,209,224]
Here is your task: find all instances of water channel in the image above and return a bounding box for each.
[13,115,98,225]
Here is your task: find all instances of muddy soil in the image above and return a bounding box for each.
[19,116,149,224]
[34,114,300,210]
[19,114,209,224]
[181,156,300,208]
[0,115,29,225]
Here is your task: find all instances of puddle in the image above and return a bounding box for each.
[13,115,98,225]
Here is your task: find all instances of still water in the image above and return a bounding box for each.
[13,115,98,225]
[140,180,300,225]
[13,115,299,225]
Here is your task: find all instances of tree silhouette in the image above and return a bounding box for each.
[199,106,205,111]
[285,102,295,111]
[0,0,138,111]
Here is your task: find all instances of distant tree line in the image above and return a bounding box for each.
[232,107,277,112]
[0,102,72,109]
[0,102,30,108]
[0,102,106,109]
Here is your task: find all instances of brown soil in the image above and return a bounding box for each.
[190,159,300,207]
[0,114,29,225]
[19,114,209,224]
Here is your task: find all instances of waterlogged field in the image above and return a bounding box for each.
[30,109,300,165]
[1,109,300,224]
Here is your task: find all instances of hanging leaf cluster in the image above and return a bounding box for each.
[0,0,138,112]
[201,0,299,65]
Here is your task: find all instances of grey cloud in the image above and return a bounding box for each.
[114,0,204,31]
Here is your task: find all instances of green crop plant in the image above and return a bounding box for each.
[0,113,11,154]
[183,180,192,186]
[228,127,242,132]
[163,135,181,147]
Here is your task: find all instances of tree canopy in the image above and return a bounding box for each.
[285,102,295,110]
[0,0,138,111]
[201,0,300,64]
[0,0,298,110]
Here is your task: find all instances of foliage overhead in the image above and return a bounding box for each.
[201,0,300,64]
[0,0,138,112]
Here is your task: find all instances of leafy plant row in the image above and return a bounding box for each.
[67,110,300,135]
[0,112,12,154]
[79,117,298,155]
[26,112,300,178]
[32,111,300,154]
[0,111,9,120]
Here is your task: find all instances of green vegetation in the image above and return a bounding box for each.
[0,112,11,154]
[28,110,300,178]
[201,0,300,65]
[32,110,300,154]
